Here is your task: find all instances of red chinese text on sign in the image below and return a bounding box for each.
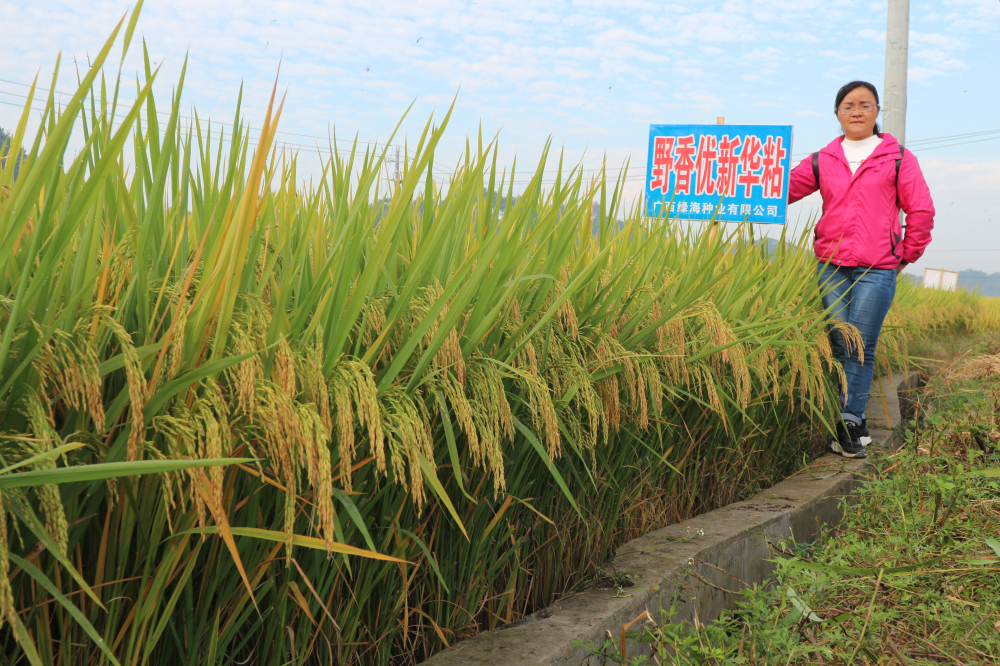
[673,135,697,195]
[650,136,676,194]
[715,135,742,197]
[695,135,718,196]
[761,136,787,198]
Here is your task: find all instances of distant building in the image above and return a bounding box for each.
[923,268,959,292]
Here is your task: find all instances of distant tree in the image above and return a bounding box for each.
[0,125,12,159]
[0,125,25,182]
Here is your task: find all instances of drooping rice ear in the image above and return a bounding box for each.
[0,493,18,632]
[20,389,70,556]
[102,315,148,460]
[327,359,382,489]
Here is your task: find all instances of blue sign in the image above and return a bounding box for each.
[645,124,793,224]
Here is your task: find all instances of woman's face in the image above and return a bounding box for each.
[837,86,880,140]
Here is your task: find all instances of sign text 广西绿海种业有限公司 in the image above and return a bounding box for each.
[645,124,793,224]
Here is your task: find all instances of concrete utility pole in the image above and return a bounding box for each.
[883,0,910,143]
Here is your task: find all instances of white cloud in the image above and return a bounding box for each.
[856,28,884,42]
[0,0,995,239]
[909,32,964,50]
[673,90,722,110]
[784,31,822,43]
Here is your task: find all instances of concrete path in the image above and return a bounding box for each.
[421,374,913,666]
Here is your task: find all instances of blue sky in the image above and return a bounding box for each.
[2,0,998,276]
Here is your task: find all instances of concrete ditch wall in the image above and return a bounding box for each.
[421,373,919,666]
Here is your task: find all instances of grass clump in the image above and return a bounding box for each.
[608,348,1000,665]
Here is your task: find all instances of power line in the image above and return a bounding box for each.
[788,128,1000,161]
[0,90,394,160]
[3,75,997,184]
[0,78,399,149]
[907,135,1000,151]
[906,128,1000,146]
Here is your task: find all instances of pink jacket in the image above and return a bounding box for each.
[788,133,934,269]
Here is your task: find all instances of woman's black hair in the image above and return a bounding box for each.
[835,80,881,135]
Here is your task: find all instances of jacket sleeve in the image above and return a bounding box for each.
[787,155,818,204]
[897,149,935,265]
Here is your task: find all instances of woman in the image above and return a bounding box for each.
[788,80,935,459]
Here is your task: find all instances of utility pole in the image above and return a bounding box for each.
[883,0,910,144]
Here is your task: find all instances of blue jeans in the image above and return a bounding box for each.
[817,263,896,425]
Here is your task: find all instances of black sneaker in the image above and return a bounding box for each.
[830,421,867,459]
[858,419,872,447]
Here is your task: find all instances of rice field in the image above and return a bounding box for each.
[1,12,997,666]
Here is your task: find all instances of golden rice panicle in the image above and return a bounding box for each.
[517,324,541,376]
[360,297,390,368]
[622,352,647,430]
[300,336,332,437]
[697,302,751,409]
[202,379,232,509]
[298,402,337,555]
[598,331,648,431]
[650,301,665,352]
[641,357,663,421]
[689,362,725,419]
[379,388,434,510]
[255,385,300,559]
[546,334,605,451]
[503,296,541,380]
[328,359,382,489]
[362,297,388,348]
[466,362,513,492]
[229,319,264,422]
[814,324,836,372]
[831,320,865,363]
[32,324,105,434]
[426,283,466,387]
[490,300,560,455]
[592,338,622,433]
[21,390,69,555]
[274,340,298,397]
[150,412,195,530]
[102,315,148,461]
[765,346,780,401]
[658,309,688,386]
[781,344,805,408]
[166,296,190,382]
[556,268,580,340]
[527,374,561,460]
[440,373,480,455]
[0,494,17,632]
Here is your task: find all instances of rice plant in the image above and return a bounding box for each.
[1,10,992,665]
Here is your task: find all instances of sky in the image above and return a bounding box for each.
[1,0,998,277]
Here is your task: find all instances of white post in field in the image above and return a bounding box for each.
[883,0,910,144]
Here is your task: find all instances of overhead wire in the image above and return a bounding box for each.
[0,78,400,150]
[2,75,998,185]
[0,89,398,161]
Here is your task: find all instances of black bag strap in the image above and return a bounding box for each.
[813,144,904,202]
[895,144,904,209]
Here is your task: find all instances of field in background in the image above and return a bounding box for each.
[2,12,999,665]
